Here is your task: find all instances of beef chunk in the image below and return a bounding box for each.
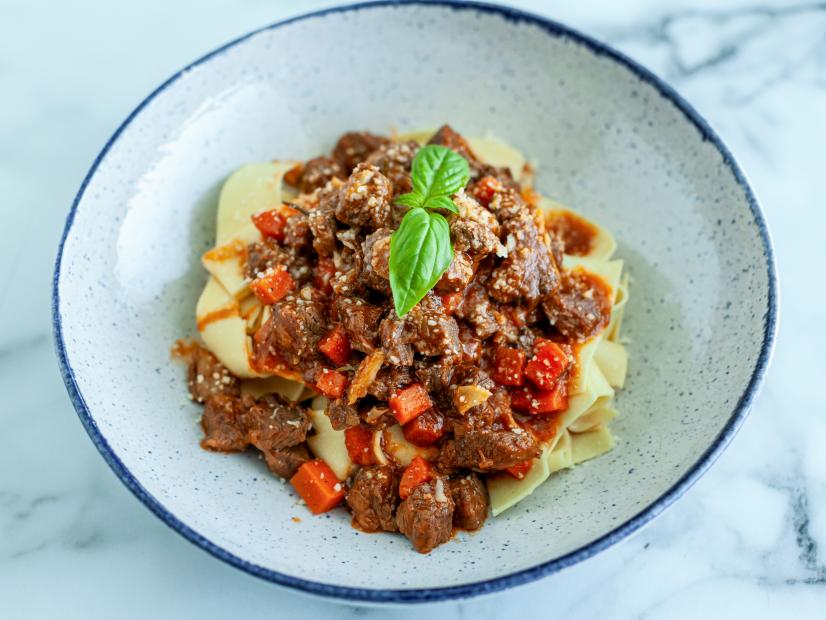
[365,140,419,195]
[307,181,340,257]
[406,294,461,357]
[246,237,287,279]
[435,251,474,293]
[347,466,399,532]
[368,366,414,401]
[428,125,478,165]
[379,315,414,367]
[542,271,612,341]
[333,131,390,172]
[200,394,249,452]
[487,208,558,305]
[259,297,326,366]
[396,478,454,553]
[327,398,360,431]
[334,296,384,353]
[299,156,345,194]
[336,163,393,229]
[449,474,489,531]
[262,444,310,479]
[187,344,240,404]
[361,228,392,294]
[450,191,504,259]
[245,395,311,453]
[439,429,539,471]
[455,283,499,339]
[283,213,312,250]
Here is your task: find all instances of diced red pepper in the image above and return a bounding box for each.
[315,368,348,399]
[440,291,463,315]
[318,326,351,366]
[402,409,446,447]
[249,268,295,304]
[313,257,337,295]
[344,425,375,466]
[252,209,288,241]
[470,176,504,207]
[525,340,569,390]
[290,459,345,514]
[506,459,534,480]
[491,347,526,386]
[389,383,433,425]
[510,381,568,415]
[399,456,434,500]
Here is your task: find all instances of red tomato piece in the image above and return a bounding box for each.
[318,326,352,366]
[506,459,534,480]
[315,368,348,399]
[470,176,504,207]
[510,381,568,415]
[525,340,569,390]
[344,425,375,466]
[402,409,446,447]
[252,209,288,241]
[399,456,434,500]
[491,347,526,386]
[389,383,433,425]
[249,268,295,305]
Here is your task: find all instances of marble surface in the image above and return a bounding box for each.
[1,0,823,617]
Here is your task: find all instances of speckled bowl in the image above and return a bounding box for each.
[53,1,777,604]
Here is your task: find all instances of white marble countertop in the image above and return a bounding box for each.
[2,0,824,617]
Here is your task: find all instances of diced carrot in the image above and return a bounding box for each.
[252,209,288,241]
[402,409,446,447]
[389,383,433,425]
[249,268,295,305]
[318,326,352,366]
[290,459,345,515]
[399,456,434,500]
[440,291,463,315]
[344,425,375,466]
[313,257,337,295]
[315,368,348,399]
[470,175,504,207]
[525,340,569,390]
[511,380,568,415]
[491,347,526,386]
[506,459,534,480]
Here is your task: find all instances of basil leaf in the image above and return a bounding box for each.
[421,194,459,214]
[410,145,470,204]
[389,207,453,317]
[394,192,423,209]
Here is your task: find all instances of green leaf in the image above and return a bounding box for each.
[394,192,423,209]
[409,145,470,205]
[389,207,453,317]
[421,194,459,214]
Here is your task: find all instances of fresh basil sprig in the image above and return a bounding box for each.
[389,145,470,317]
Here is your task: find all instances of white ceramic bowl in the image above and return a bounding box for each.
[53,1,777,603]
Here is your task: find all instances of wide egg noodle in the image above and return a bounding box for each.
[570,425,615,464]
[488,450,552,517]
[201,222,260,299]
[307,399,353,481]
[594,339,628,389]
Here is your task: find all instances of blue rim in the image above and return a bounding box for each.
[52,0,778,604]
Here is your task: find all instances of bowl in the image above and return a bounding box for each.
[53,1,777,603]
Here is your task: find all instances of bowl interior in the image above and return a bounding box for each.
[55,3,772,596]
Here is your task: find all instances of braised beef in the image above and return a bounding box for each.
[283,213,312,249]
[542,271,612,341]
[368,366,414,401]
[299,156,345,194]
[406,294,461,357]
[455,283,499,339]
[260,297,326,366]
[187,344,240,404]
[200,394,249,452]
[262,444,310,479]
[435,251,474,293]
[327,398,359,431]
[361,228,392,294]
[396,478,454,553]
[449,474,489,530]
[379,315,414,367]
[307,181,340,257]
[246,394,311,453]
[334,296,384,353]
[347,466,399,532]
[336,163,393,229]
[365,140,419,196]
[439,429,539,471]
[333,131,390,172]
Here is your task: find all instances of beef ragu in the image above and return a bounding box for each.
[179,125,628,554]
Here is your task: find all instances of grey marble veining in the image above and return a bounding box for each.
[1,0,824,617]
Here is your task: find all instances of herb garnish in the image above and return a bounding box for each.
[389,145,470,317]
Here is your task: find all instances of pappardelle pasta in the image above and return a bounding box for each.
[176,125,629,553]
